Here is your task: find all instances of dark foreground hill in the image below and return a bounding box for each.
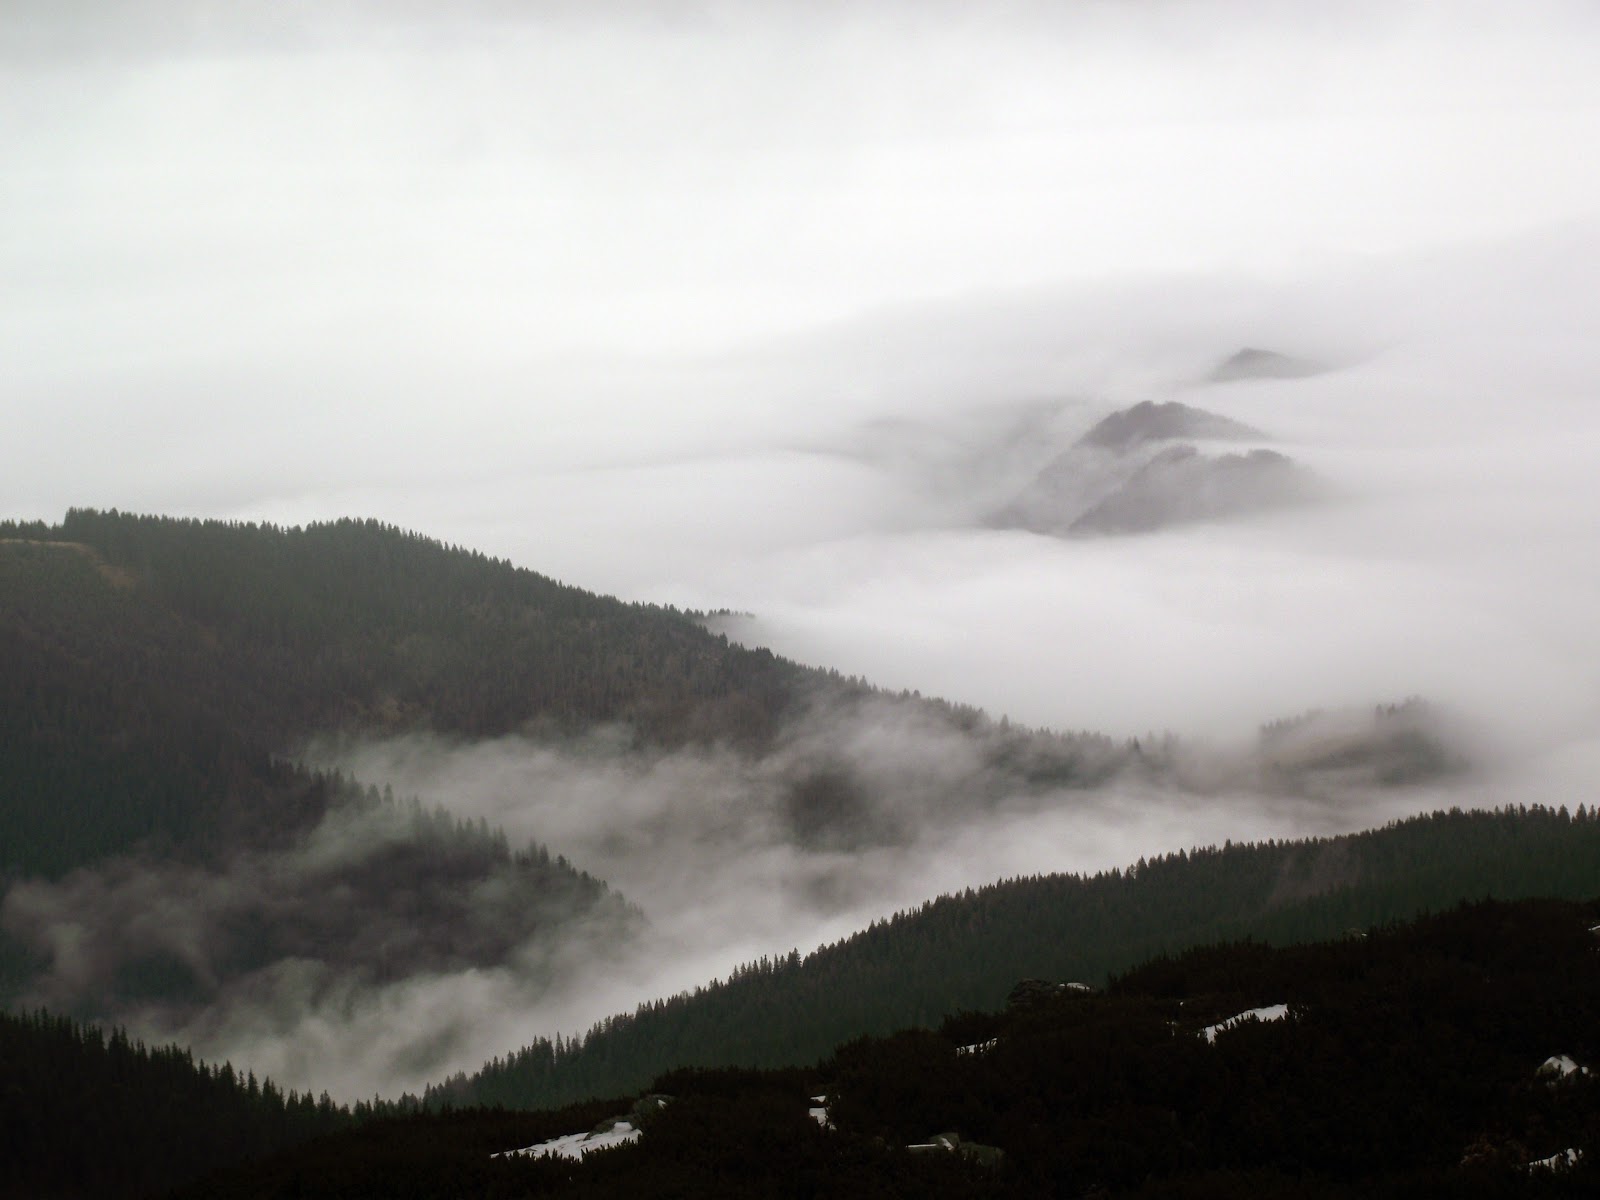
[431,805,1600,1113]
[0,1008,359,1200]
[8,813,1596,1200]
[171,897,1600,1199]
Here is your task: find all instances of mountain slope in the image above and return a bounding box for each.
[430,805,1600,1112]
[170,896,1600,1199]
[0,510,822,880]
[1208,346,1329,382]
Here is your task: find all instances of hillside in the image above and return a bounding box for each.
[430,805,1600,1112]
[0,509,1137,884]
[1074,400,1266,450]
[0,510,816,879]
[1208,346,1329,382]
[171,897,1600,1199]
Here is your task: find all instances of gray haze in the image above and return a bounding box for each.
[4,1,1600,1097]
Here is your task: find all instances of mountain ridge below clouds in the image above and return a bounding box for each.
[0,508,1468,896]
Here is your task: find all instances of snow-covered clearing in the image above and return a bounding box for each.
[1201,1004,1290,1044]
[1537,1054,1586,1079]
[1527,1147,1583,1172]
[493,1121,640,1161]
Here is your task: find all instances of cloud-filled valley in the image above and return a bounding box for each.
[4,0,1600,1106]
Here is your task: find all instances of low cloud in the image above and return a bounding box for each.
[1,797,636,1098]
[265,693,1469,1097]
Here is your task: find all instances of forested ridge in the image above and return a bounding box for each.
[170,897,1600,1199]
[0,509,818,880]
[1,509,1129,883]
[7,509,806,746]
[433,805,1600,1112]
[1,508,1465,885]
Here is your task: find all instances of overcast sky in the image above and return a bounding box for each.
[6,0,1600,744]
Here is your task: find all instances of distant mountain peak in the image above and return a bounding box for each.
[1208,347,1328,382]
[1075,400,1266,451]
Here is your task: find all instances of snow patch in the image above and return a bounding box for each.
[1537,1054,1587,1079]
[808,1096,834,1129]
[1527,1147,1583,1172]
[957,1038,999,1056]
[1201,1004,1290,1044]
[494,1121,641,1161]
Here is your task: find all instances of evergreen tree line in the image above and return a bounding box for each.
[0,1008,363,1199]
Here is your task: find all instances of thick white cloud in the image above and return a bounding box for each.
[8,0,1599,761]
